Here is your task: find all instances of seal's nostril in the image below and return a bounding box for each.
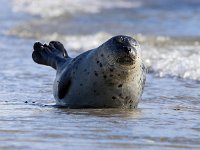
[123,46,132,53]
[127,47,131,52]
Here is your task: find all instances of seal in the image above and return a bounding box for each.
[32,35,146,109]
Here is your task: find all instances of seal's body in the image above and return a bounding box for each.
[32,35,146,109]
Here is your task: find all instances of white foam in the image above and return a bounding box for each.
[12,0,141,18]
[142,44,200,80]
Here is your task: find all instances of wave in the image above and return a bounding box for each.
[9,29,200,81]
[10,0,200,81]
[142,40,200,80]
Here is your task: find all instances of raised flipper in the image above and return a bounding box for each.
[32,41,68,70]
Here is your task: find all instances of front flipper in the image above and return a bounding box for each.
[57,53,87,100]
[57,67,73,99]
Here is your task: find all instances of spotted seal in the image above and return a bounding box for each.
[32,35,146,109]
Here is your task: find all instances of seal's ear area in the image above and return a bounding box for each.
[49,41,69,58]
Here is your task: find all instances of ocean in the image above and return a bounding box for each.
[0,0,200,149]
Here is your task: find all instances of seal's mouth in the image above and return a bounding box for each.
[117,56,134,65]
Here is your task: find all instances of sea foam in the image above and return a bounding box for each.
[12,0,141,18]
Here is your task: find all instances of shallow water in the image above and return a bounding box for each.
[0,0,200,149]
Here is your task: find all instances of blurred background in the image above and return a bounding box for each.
[0,0,200,149]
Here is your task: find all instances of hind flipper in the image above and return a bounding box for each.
[49,41,68,58]
[32,41,68,70]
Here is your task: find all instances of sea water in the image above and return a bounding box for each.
[0,0,200,149]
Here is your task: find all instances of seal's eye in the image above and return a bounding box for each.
[115,36,124,44]
[129,38,139,47]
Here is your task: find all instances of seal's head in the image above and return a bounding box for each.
[99,35,141,69]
